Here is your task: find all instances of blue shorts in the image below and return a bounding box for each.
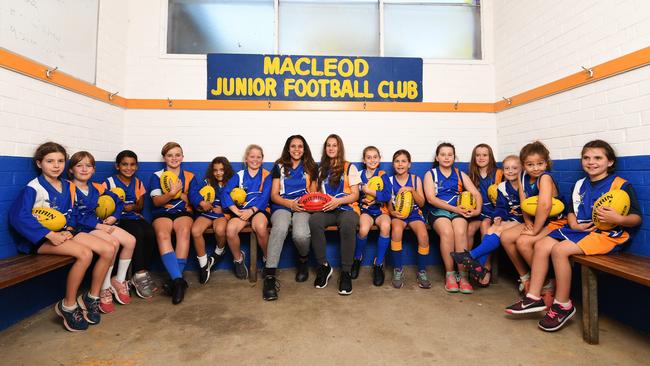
[393,210,425,224]
[548,226,629,255]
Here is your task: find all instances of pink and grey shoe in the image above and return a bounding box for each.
[99,288,114,314]
[110,277,132,305]
[458,275,474,294]
[445,272,459,293]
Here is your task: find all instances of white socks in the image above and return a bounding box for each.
[198,254,208,267]
[102,265,114,290]
[116,259,131,282]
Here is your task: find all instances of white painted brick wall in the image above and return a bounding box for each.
[497,66,650,159]
[0,68,124,160]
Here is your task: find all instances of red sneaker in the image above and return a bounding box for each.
[459,276,474,294]
[110,277,132,305]
[445,273,459,293]
[99,288,114,314]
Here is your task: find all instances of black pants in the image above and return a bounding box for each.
[309,210,359,272]
[118,219,156,273]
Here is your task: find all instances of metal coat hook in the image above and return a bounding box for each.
[167,98,173,107]
[454,101,459,110]
[502,97,512,105]
[45,66,58,79]
[581,66,594,78]
[108,91,119,101]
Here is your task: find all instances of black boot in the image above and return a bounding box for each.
[172,278,188,305]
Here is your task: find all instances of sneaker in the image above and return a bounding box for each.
[538,303,576,332]
[450,250,475,267]
[54,300,88,332]
[263,275,279,301]
[417,270,432,289]
[110,277,132,305]
[233,251,249,280]
[77,292,101,325]
[314,263,333,289]
[391,268,404,289]
[295,259,309,282]
[130,272,157,299]
[350,259,361,279]
[541,279,556,309]
[338,271,353,295]
[199,255,216,284]
[99,288,114,314]
[372,264,385,287]
[445,273,459,293]
[172,277,188,305]
[210,251,224,268]
[505,296,547,314]
[459,275,474,294]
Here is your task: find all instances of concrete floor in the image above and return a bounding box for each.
[1,267,649,365]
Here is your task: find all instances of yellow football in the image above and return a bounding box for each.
[32,207,66,231]
[160,171,181,199]
[95,195,116,220]
[592,189,630,231]
[487,183,498,205]
[457,191,477,209]
[394,191,413,217]
[200,185,216,203]
[521,196,565,217]
[365,176,384,203]
[230,187,247,207]
[110,187,126,201]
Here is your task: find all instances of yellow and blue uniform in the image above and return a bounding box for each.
[199,179,227,220]
[149,168,202,218]
[103,175,147,221]
[9,176,77,253]
[548,174,641,255]
[271,162,311,213]
[521,171,567,230]
[222,168,272,212]
[320,162,360,214]
[359,169,391,218]
[74,182,124,233]
[478,169,503,219]
[389,174,424,223]
[426,165,465,221]
[493,180,523,223]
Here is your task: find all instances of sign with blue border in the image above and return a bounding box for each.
[207,54,422,102]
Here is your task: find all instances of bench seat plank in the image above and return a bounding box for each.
[573,253,650,287]
[0,254,74,290]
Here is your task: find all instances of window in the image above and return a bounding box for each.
[166,0,482,60]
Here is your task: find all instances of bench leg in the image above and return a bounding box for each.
[490,251,499,284]
[581,265,598,344]
[249,233,258,283]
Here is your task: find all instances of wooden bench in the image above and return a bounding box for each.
[572,252,650,344]
[0,254,74,290]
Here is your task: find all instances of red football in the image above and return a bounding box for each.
[298,193,332,212]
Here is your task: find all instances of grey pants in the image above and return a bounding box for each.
[309,210,359,272]
[266,210,311,268]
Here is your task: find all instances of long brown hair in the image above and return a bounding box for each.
[318,134,346,188]
[582,139,617,173]
[469,143,497,187]
[205,156,234,188]
[276,135,318,179]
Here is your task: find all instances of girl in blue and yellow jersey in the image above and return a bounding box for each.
[264,135,318,300]
[104,150,158,299]
[9,142,116,332]
[500,141,566,298]
[351,146,392,287]
[423,142,482,294]
[309,134,361,295]
[452,155,523,285]
[190,156,234,285]
[223,144,272,281]
[69,151,135,314]
[149,142,204,305]
[387,149,430,290]
[506,140,641,332]
[466,144,503,250]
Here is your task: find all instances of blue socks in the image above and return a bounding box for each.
[161,251,182,280]
[391,249,402,270]
[177,258,187,274]
[354,234,368,260]
[417,253,427,272]
[470,233,501,266]
[375,235,390,265]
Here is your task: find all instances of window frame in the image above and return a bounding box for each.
[159,0,488,64]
